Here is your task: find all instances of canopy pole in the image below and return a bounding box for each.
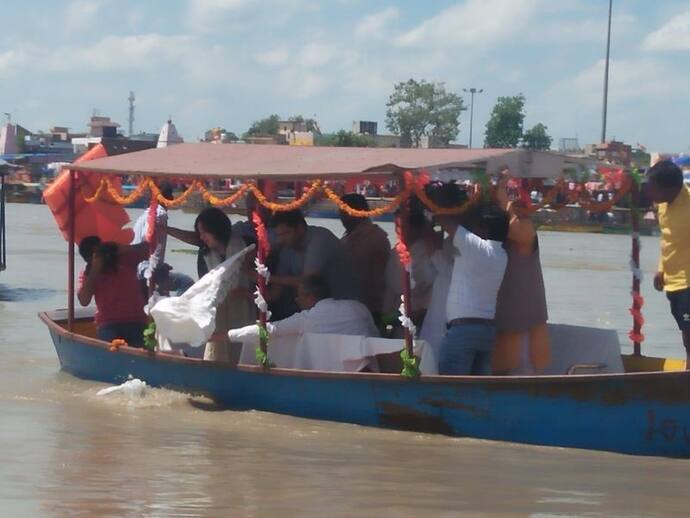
[630,178,642,356]
[254,180,269,364]
[397,190,415,361]
[68,169,76,331]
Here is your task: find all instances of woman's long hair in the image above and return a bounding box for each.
[195,207,233,252]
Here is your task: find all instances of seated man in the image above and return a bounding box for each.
[268,209,360,301]
[77,236,149,346]
[228,275,379,342]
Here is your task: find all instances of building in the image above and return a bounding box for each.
[352,120,401,148]
[157,119,183,148]
[88,116,120,138]
[588,140,632,167]
[0,123,18,155]
[558,138,581,153]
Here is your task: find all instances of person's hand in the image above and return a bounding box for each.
[653,271,665,292]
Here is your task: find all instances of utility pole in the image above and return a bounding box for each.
[128,91,135,137]
[601,0,613,144]
[463,87,483,149]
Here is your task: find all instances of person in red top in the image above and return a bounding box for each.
[77,236,149,346]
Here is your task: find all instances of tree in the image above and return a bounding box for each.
[244,114,280,137]
[484,94,526,148]
[289,115,321,135]
[315,130,376,147]
[385,79,465,148]
[522,123,552,150]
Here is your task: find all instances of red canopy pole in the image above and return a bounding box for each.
[630,178,642,356]
[254,180,270,363]
[68,169,76,331]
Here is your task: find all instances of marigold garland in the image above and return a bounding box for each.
[198,182,251,207]
[323,184,410,217]
[105,177,152,205]
[79,177,108,203]
[153,180,202,208]
[249,180,323,212]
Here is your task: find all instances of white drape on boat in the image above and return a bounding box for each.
[150,244,255,349]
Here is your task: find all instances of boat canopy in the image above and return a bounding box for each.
[67,143,589,180]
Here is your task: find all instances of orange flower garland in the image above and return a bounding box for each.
[198,182,251,207]
[104,177,152,205]
[109,338,128,352]
[79,177,108,203]
[249,179,323,212]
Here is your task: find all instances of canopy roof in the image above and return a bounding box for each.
[67,142,588,180]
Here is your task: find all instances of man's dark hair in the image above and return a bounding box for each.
[195,207,232,247]
[424,182,469,208]
[78,235,101,262]
[647,160,683,190]
[340,193,369,211]
[270,209,307,229]
[481,204,510,243]
[158,181,174,201]
[301,274,330,301]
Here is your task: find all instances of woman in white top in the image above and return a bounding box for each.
[167,208,255,361]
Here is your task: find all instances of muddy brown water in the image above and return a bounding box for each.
[1,203,688,517]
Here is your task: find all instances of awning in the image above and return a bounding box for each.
[66,143,584,180]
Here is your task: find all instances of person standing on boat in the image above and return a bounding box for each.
[269,209,360,302]
[429,183,508,375]
[648,160,690,367]
[492,173,550,374]
[166,208,255,361]
[131,181,194,296]
[77,236,149,346]
[339,193,390,325]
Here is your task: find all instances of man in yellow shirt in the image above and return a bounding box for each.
[648,160,690,367]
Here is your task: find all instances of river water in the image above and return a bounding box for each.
[1,203,688,517]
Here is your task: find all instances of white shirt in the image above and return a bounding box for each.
[228,298,379,342]
[446,226,507,321]
[131,205,168,280]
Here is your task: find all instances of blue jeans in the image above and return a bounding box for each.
[97,322,146,347]
[438,323,496,375]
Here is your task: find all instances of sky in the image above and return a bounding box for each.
[1,0,689,152]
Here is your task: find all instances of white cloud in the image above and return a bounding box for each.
[0,50,27,74]
[355,7,399,38]
[394,0,540,49]
[642,10,690,51]
[44,34,193,72]
[64,0,105,31]
[255,47,289,66]
[186,0,257,31]
[297,43,334,68]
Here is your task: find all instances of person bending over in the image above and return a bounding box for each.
[228,275,379,342]
[77,236,149,346]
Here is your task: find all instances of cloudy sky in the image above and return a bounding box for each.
[1,0,689,151]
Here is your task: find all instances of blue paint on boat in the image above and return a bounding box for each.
[42,313,690,458]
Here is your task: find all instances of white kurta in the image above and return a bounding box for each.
[228,298,379,342]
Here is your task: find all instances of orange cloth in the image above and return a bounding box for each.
[43,144,134,244]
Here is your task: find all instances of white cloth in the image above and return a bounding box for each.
[228,298,379,342]
[131,205,168,280]
[238,333,437,374]
[419,237,454,354]
[446,226,507,321]
[150,244,255,349]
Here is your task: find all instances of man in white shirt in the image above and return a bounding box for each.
[228,275,379,342]
[430,183,508,375]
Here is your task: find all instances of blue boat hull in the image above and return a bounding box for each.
[41,312,690,457]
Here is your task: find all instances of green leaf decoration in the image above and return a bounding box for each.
[255,346,270,368]
[143,321,157,352]
[400,348,420,379]
[630,168,643,186]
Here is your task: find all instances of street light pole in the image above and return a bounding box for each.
[601,0,613,144]
[463,88,483,148]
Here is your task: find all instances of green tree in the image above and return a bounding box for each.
[522,123,552,150]
[288,115,321,134]
[244,114,280,137]
[315,130,376,147]
[484,94,526,148]
[385,79,465,148]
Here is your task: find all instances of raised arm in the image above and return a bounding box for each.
[166,226,201,247]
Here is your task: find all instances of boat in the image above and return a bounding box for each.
[39,143,690,458]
